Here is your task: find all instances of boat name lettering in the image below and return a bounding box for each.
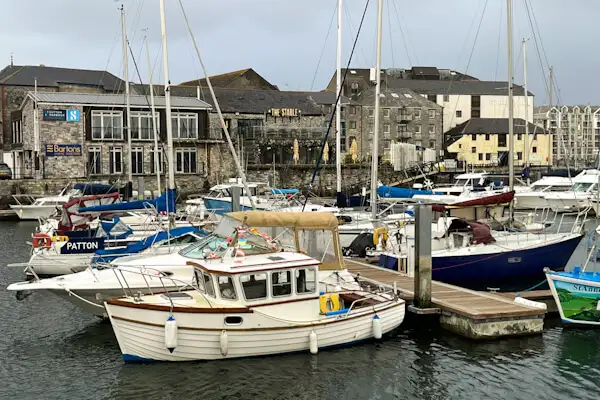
[60,238,105,254]
[573,285,600,293]
[66,241,99,251]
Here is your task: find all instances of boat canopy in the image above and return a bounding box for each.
[444,218,495,245]
[80,189,177,214]
[377,185,439,199]
[271,188,299,195]
[227,211,338,230]
[73,183,118,195]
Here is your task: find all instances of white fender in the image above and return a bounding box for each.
[309,330,318,354]
[514,296,547,310]
[220,330,228,356]
[164,315,178,353]
[372,315,382,339]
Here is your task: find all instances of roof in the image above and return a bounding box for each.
[26,91,212,110]
[179,68,278,90]
[0,65,123,91]
[535,105,600,115]
[445,118,549,137]
[227,211,339,230]
[355,88,442,109]
[388,79,533,96]
[411,66,440,77]
[132,84,350,114]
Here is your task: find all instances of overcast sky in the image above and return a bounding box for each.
[0,0,596,105]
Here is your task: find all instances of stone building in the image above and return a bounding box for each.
[0,64,124,161]
[11,91,226,191]
[347,88,443,159]
[179,68,278,90]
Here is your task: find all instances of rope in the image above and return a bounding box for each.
[516,278,547,293]
[309,2,337,91]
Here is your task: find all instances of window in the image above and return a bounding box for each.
[429,125,435,134]
[351,82,359,95]
[108,147,123,175]
[150,149,164,174]
[92,110,123,140]
[458,144,462,149]
[349,120,357,129]
[415,126,421,135]
[428,110,436,119]
[398,124,408,134]
[196,271,215,297]
[443,95,449,102]
[471,147,476,153]
[456,110,462,118]
[383,124,390,134]
[369,109,374,117]
[171,112,198,139]
[87,146,101,175]
[175,148,197,174]
[271,271,292,297]
[369,124,374,134]
[478,153,483,161]
[429,140,435,148]
[471,95,481,108]
[131,147,143,175]
[130,111,159,140]
[383,108,390,118]
[217,275,237,300]
[349,106,357,115]
[517,134,522,141]
[486,153,491,161]
[384,139,391,149]
[471,134,476,141]
[485,134,490,141]
[414,110,422,120]
[241,273,267,300]
[471,109,481,118]
[403,93,413,99]
[12,120,22,144]
[400,108,409,119]
[296,268,316,294]
[517,152,523,160]
[498,134,507,147]
[533,146,537,153]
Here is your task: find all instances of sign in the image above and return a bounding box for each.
[43,109,66,121]
[444,159,457,169]
[45,144,83,157]
[60,238,105,254]
[269,108,299,117]
[42,109,80,122]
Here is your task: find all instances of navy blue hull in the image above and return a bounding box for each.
[432,235,583,291]
[203,199,253,215]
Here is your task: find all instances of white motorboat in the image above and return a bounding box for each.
[514,175,574,210]
[543,170,600,213]
[103,211,405,362]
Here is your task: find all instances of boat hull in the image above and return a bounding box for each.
[106,299,405,362]
[514,193,548,210]
[545,196,591,213]
[546,272,600,326]
[9,205,59,221]
[431,234,583,290]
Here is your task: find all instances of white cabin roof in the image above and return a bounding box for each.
[189,251,318,274]
[573,169,600,183]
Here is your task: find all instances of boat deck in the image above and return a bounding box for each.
[345,259,546,339]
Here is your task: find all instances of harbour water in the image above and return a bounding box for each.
[1,221,600,400]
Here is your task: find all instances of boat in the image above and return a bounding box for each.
[545,266,600,327]
[543,170,600,213]
[10,183,117,221]
[103,211,405,362]
[514,175,573,210]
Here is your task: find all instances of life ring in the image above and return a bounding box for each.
[52,235,69,242]
[373,227,389,246]
[319,293,341,314]
[32,233,52,249]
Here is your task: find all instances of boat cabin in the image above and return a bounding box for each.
[568,170,600,193]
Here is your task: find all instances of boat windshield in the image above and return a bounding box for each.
[453,179,470,187]
[573,182,595,192]
[181,229,279,260]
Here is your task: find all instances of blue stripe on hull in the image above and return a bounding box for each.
[203,199,253,215]
[432,235,583,290]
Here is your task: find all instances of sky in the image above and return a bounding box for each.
[0,0,597,105]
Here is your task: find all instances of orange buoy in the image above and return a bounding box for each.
[32,233,52,248]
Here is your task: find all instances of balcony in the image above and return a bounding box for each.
[397,115,412,122]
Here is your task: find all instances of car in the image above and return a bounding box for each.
[0,163,12,180]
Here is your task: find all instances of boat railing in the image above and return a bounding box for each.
[11,194,42,206]
[557,207,590,235]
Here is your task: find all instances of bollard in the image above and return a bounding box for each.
[414,204,432,309]
[231,185,241,212]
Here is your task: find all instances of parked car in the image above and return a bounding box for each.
[0,163,12,180]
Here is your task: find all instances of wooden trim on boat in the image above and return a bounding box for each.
[106,299,253,314]
[186,260,320,275]
[109,301,404,332]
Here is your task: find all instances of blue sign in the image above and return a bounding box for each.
[66,109,80,122]
[43,109,66,121]
[60,238,105,255]
[45,144,83,157]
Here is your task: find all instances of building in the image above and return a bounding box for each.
[534,105,600,167]
[347,88,443,159]
[11,91,222,189]
[179,68,278,90]
[0,64,124,159]
[445,118,551,166]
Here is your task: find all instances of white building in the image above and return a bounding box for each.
[387,80,534,132]
[534,105,600,167]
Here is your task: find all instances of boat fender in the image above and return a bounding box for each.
[514,296,547,311]
[319,293,341,314]
[220,330,228,357]
[309,330,318,354]
[164,315,178,353]
[32,233,52,249]
[372,315,383,339]
[52,235,69,242]
[373,228,389,246]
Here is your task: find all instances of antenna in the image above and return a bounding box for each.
[10,52,13,66]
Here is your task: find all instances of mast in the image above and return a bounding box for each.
[549,66,555,166]
[120,5,133,185]
[335,0,343,197]
[145,36,161,194]
[522,38,530,185]
[507,0,515,211]
[159,0,176,207]
[370,0,383,220]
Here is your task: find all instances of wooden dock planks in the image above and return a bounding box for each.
[346,259,546,320]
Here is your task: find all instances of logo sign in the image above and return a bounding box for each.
[45,144,83,157]
[43,109,66,121]
[60,238,105,254]
[66,109,80,122]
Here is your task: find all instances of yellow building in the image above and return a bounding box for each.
[445,118,552,166]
